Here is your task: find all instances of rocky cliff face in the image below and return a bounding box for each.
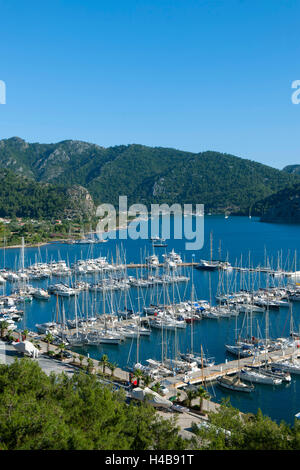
[65,185,95,218]
[33,140,103,182]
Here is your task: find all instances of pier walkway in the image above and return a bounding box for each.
[163,346,300,389]
[123,261,299,276]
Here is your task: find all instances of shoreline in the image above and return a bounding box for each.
[0,222,130,250]
[0,214,258,250]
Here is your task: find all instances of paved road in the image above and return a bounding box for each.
[0,340,79,375]
[0,340,210,440]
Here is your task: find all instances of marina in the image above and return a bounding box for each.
[1,215,300,424]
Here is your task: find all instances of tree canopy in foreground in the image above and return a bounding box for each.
[0,359,186,450]
[193,397,300,450]
[0,359,299,450]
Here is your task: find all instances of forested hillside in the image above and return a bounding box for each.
[0,137,298,215]
[0,169,94,219]
[254,182,300,223]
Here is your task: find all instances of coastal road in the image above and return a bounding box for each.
[0,340,79,376]
[0,340,211,440]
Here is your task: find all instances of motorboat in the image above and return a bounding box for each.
[195,260,220,271]
[35,322,60,335]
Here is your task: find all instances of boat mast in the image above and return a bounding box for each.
[191,254,195,355]
[136,284,140,365]
[75,292,78,339]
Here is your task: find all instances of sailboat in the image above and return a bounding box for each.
[243,364,291,383]
[272,306,300,374]
[196,231,220,270]
[217,348,254,392]
[240,299,283,385]
[180,265,215,367]
[270,357,300,375]
[240,367,282,385]
[217,374,254,392]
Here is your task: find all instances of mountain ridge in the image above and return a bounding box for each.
[0,137,299,216]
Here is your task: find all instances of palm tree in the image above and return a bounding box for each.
[186,389,196,408]
[133,368,143,387]
[142,373,152,387]
[0,320,8,339]
[22,329,29,340]
[196,386,210,413]
[109,362,117,377]
[44,332,53,353]
[152,381,162,393]
[100,354,109,375]
[57,342,66,361]
[87,358,94,374]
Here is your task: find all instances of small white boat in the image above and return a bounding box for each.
[33,288,50,300]
[35,322,60,335]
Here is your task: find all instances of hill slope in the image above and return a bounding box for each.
[283,164,300,175]
[0,169,94,219]
[254,183,300,223]
[0,137,299,214]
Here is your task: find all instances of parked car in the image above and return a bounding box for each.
[171,404,189,413]
[62,351,73,359]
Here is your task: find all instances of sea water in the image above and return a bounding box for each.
[1,215,300,424]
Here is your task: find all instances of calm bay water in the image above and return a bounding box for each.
[2,215,300,424]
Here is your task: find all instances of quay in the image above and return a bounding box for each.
[0,337,217,440]
[125,262,197,268]
[122,261,300,276]
[31,324,300,394]
[5,330,300,439]
[164,346,300,389]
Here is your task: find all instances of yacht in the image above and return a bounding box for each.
[271,358,300,375]
[225,343,253,357]
[240,367,282,385]
[163,249,182,267]
[32,288,50,300]
[35,322,60,335]
[180,352,215,368]
[217,374,254,392]
[150,317,186,330]
[152,237,168,247]
[246,365,291,383]
[196,260,220,271]
[146,254,160,268]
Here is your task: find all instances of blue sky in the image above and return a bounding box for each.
[0,0,299,169]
